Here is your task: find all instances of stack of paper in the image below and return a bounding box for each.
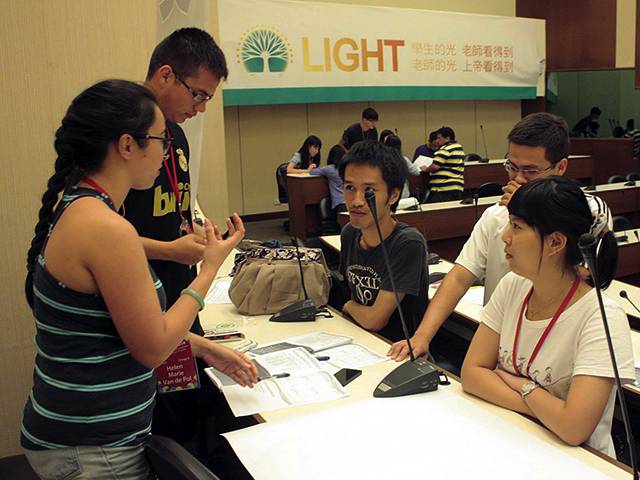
[206,347,348,416]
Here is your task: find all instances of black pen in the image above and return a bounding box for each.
[315,356,330,361]
[258,373,290,381]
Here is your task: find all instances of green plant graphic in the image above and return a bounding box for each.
[239,28,291,73]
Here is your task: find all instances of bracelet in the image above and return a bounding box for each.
[181,288,205,312]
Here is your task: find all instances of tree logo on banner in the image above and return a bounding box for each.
[238,27,292,73]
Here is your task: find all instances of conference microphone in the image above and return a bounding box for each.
[479,124,490,162]
[579,234,639,480]
[473,193,480,223]
[269,238,317,323]
[620,290,640,316]
[364,189,441,398]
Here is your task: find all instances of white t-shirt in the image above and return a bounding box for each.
[456,194,612,305]
[482,272,635,456]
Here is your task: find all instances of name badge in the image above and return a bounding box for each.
[156,340,200,394]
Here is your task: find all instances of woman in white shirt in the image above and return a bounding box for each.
[461,176,634,457]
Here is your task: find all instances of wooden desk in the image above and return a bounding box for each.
[288,156,605,240]
[463,155,594,188]
[286,173,328,240]
[570,137,636,184]
[617,229,640,280]
[201,254,631,479]
[337,182,640,263]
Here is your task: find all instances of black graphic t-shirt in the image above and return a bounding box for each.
[124,122,202,335]
[339,222,429,341]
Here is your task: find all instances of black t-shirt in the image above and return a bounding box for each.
[339,222,429,342]
[123,121,202,335]
[342,123,378,150]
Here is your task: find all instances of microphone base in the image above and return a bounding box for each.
[269,299,317,322]
[373,358,440,397]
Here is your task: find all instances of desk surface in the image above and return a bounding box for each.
[201,252,630,479]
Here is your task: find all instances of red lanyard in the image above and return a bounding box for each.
[512,276,580,377]
[163,127,182,216]
[82,176,114,207]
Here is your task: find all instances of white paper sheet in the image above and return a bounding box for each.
[321,344,387,374]
[224,388,614,479]
[461,285,485,306]
[205,348,348,416]
[413,155,433,168]
[285,332,352,353]
[204,277,233,304]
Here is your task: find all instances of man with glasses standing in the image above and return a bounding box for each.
[124,28,253,473]
[388,112,611,362]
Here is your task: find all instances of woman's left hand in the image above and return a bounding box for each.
[200,341,258,387]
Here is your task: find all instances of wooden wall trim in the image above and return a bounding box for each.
[517,0,617,71]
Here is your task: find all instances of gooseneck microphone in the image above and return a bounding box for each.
[365,188,441,397]
[620,290,640,316]
[365,189,414,361]
[579,233,638,480]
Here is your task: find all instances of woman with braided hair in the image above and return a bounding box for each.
[21,79,256,479]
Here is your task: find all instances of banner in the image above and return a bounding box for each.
[218,0,545,106]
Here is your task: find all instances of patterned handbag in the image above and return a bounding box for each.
[228,243,331,315]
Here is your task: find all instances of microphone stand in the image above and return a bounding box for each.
[364,189,441,397]
[365,189,414,361]
[620,290,640,316]
[580,234,638,479]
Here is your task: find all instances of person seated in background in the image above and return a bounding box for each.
[383,134,422,199]
[379,128,396,144]
[388,112,612,364]
[572,106,601,137]
[338,141,429,342]
[287,135,322,173]
[461,176,633,457]
[341,107,379,150]
[424,126,465,202]
[624,118,640,158]
[309,144,347,213]
[612,126,625,138]
[413,130,439,160]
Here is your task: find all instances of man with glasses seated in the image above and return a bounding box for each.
[388,112,612,362]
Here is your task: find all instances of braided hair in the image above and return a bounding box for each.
[25,79,157,307]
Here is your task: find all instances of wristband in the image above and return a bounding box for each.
[181,288,205,311]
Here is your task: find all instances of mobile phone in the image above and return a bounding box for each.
[204,331,245,343]
[334,368,362,387]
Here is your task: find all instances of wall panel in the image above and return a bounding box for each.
[0,0,156,457]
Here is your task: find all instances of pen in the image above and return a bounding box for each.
[315,356,330,361]
[258,373,290,381]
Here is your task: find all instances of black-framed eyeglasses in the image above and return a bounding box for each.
[175,75,214,104]
[503,160,554,177]
[133,132,173,155]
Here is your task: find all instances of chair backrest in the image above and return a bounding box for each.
[319,196,341,235]
[477,182,503,198]
[319,196,336,221]
[627,172,640,181]
[612,215,632,233]
[276,163,289,203]
[464,153,483,163]
[144,435,220,480]
[608,174,626,184]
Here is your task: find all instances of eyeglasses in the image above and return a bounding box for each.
[175,75,214,104]
[503,160,554,177]
[133,131,173,155]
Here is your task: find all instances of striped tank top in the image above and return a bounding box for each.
[21,187,166,450]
